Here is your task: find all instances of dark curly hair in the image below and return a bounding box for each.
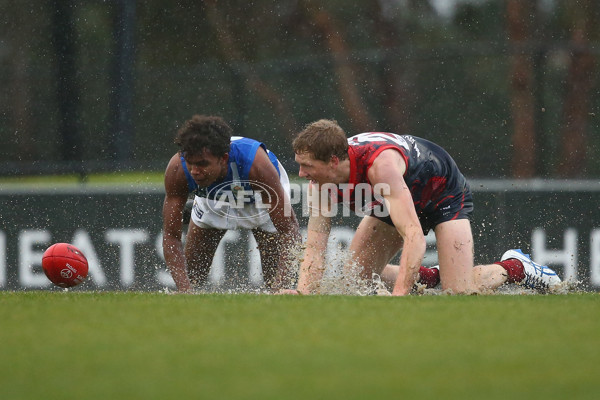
[175,115,232,157]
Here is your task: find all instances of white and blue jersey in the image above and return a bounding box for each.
[181,136,280,201]
[184,136,290,232]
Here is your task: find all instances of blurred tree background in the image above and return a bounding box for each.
[0,0,598,179]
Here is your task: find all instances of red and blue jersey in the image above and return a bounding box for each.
[341,132,473,233]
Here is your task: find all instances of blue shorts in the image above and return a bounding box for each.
[369,180,474,235]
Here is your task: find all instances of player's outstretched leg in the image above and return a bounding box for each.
[380,264,440,290]
[500,249,561,290]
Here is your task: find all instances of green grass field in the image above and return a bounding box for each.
[1,292,599,400]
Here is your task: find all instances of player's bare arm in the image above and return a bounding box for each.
[292,181,333,294]
[368,149,426,296]
[296,211,331,294]
[249,148,301,287]
[162,153,193,292]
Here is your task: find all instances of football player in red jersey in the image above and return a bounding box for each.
[288,119,560,295]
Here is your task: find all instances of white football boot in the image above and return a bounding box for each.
[501,249,561,290]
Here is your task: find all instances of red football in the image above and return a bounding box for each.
[42,243,89,288]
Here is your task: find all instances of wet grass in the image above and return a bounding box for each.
[1,291,598,399]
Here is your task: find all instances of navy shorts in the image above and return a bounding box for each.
[369,180,474,235]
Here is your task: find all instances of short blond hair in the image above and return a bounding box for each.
[292,119,349,162]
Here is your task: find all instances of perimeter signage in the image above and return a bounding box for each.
[0,181,599,290]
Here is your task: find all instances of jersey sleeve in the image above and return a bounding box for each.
[365,145,409,180]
